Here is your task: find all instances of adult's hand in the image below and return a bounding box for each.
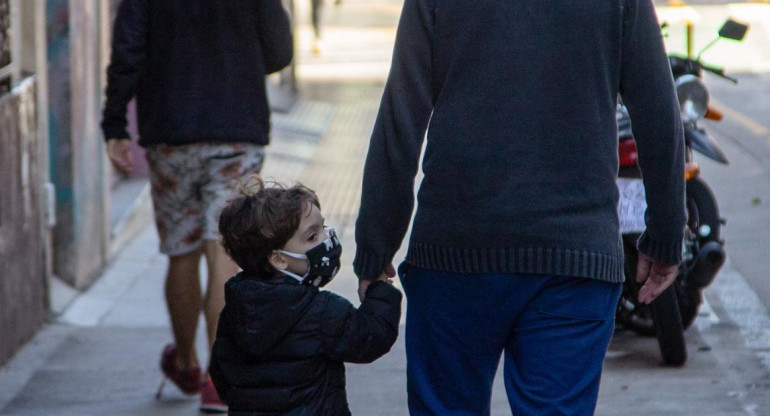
[106,138,133,176]
[636,252,679,304]
[358,263,396,302]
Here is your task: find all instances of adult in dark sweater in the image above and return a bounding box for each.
[354,0,685,414]
[211,180,402,415]
[100,0,293,412]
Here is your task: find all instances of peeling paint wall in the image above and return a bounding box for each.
[0,78,46,367]
[46,0,75,282]
[47,0,108,288]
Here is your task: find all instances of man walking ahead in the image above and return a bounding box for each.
[354,0,685,414]
[101,0,293,412]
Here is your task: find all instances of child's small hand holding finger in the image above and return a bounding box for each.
[376,274,393,284]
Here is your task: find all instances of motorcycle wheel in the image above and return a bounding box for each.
[614,178,720,365]
[617,239,688,365]
[686,177,721,244]
[676,281,702,331]
[616,238,657,337]
[679,177,722,330]
[652,284,688,366]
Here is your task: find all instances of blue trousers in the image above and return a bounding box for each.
[399,263,621,416]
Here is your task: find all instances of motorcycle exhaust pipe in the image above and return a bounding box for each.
[688,241,726,289]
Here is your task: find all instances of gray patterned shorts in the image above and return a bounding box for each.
[146,143,265,256]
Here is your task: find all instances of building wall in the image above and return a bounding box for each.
[0,79,47,367]
[0,0,112,366]
[46,0,76,283]
[47,0,109,288]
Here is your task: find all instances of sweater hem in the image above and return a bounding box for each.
[405,242,625,283]
[137,134,270,148]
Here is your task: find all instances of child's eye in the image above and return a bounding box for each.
[308,233,317,242]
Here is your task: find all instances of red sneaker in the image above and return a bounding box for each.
[155,344,202,399]
[200,379,228,413]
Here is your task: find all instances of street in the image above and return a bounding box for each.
[662,0,770,367]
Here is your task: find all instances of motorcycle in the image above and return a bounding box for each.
[615,18,749,366]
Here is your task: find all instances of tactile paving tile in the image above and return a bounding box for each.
[298,102,379,239]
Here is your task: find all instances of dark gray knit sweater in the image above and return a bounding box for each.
[101,0,293,147]
[354,0,686,282]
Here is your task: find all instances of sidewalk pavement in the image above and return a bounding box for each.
[2,0,770,415]
[1,82,769,416]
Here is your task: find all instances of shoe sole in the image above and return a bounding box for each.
[199,404,228,414]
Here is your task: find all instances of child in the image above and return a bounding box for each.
[209,179,402,415]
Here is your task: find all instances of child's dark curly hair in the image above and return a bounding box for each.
[218,176,320,276]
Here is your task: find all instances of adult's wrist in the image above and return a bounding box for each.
[637,231,683,266]
[353,249,393,280]
[102,126,130,142]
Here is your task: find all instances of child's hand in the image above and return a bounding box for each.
[376,264,396,285]
[358,264,396,301]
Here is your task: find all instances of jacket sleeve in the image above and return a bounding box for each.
[101,0,148,141]
[619,0,686,266]
[320,281,403,364]
[256,0,294,74]
[353,0,436,279]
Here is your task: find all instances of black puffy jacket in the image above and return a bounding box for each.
[210,273,402,416]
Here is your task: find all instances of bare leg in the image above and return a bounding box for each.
[165,249,203,370]
[203,240,239,351]
[311,0,324,40]
[311,0,325,54]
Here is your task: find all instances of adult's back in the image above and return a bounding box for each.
[425,0,629,258]
[102,0,293,147]
[355,0,684,283]
[353,0,685,414]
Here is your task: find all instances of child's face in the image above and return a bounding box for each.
[278,202,327,276]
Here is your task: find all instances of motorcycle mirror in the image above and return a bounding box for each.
[660,21,670,38]
[718,19,749,41]
[697,19,749,61]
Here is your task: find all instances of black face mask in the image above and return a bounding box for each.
[278,228,342,287]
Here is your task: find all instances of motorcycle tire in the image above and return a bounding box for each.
[686,177,721,244]
[615,177,722,360]
[616,238,657,337]
[676,280,702,331]
[678,177,722,330]
[652,284,688,366]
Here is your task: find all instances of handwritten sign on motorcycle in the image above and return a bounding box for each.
[617,178,647,234]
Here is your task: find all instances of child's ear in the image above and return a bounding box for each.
[268,250,287,270]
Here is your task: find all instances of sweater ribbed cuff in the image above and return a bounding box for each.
[353,250,393,281]
[636,231,683,266]
[103,126,130,142]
